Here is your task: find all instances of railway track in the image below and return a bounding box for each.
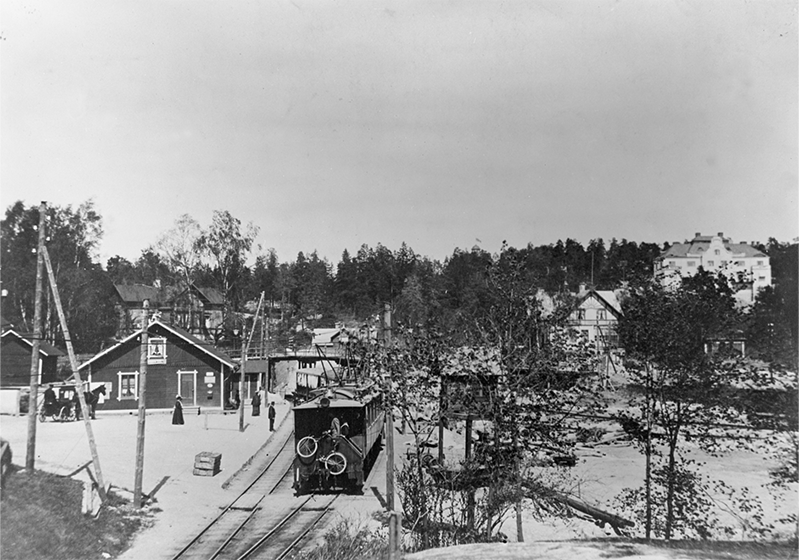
[171,407,385,560]
[235,493,339,559]
[172,422,308,560]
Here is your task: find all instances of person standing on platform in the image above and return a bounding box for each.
[172,395,184,425]
[251,390,261,416]
[72,391,82,421]
[268,401,276,431]
[43,385,57,416]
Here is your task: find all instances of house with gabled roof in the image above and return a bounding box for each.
[655,232,771,304]
[568,285,623,352]
[1,329,64,388]
[113,283,225,341]
[112,284,175,338]
[77,319,235,412]
[168,284,225,342]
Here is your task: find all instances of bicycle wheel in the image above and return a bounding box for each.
[325,452,347,476]
[297,436,318,461]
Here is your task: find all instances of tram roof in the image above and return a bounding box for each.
[293,383,380,410]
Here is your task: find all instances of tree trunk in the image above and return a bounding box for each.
[664,419,681,540]
[644,364,653,540]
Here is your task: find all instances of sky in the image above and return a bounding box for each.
[1,0,797,266]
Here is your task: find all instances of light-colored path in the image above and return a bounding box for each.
[0,400,291,559]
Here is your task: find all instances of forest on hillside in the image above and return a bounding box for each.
[1,201,796,359]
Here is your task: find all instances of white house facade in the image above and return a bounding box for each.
[568,286,623,352]
[654,232,771,304]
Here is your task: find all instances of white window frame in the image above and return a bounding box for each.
[118,371,140,400]
[147,336,167,364]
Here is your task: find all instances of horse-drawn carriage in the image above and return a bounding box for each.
[38,383,106,422]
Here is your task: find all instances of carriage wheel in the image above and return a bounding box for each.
[59,406,72,422]
[297,436,318,460]
[38,409,47,422]
[325,452,347,476]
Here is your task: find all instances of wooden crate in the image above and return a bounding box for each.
[193,452,221,477]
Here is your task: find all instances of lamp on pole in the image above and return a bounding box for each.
[0,288,8,330]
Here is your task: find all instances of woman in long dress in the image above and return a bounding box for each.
[172,395,184,425]
[252,391,261,416]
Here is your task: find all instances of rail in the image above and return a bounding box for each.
[171,430,296,560]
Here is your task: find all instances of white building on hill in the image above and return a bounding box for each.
[654,232,771,304]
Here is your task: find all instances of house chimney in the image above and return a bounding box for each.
[578,282,586,294]
[695,232,701,238]
[717,232,723,238]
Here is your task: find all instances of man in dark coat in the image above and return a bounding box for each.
[43,385,57,416]
[267,402,276,431]
[72,391,82,421]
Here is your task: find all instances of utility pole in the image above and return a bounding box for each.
[42,247,107,502]
[238,293,265,432]
[25,201,47,472]
[383,302,400,559]
[133,300,149,508]
[238,323,247,433]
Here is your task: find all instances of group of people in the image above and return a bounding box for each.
[250,391,277,431]
[172,388,277,431]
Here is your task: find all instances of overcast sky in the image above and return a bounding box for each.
[1,0,796,265]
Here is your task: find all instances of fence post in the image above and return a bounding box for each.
[388,511,402,560]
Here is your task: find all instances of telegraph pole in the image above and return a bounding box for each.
[133,300,149,508]
[239,293,265,432]
[25,202,47,472]
[238,323,247,433]
[383,302,400,559]
[42,247,108,502]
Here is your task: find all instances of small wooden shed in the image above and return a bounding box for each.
[0,329,64,388]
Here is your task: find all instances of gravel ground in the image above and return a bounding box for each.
[0,399,291,559]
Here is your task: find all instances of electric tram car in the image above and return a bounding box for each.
[293,380,384,494]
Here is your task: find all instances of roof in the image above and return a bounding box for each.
[659,239,767,260]
[575,289,623,317]
[293,382,379,410]
[1,329,65,357]
[78,319,234,370]
[193,285,225,305]
[113,284,166,305]
[116,283,225,307]
[312,328,341,346]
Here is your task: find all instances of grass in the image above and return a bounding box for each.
[0,466,151,560]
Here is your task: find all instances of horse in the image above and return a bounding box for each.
[83,385,107,420]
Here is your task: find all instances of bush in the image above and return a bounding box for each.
[293,517,388,560]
